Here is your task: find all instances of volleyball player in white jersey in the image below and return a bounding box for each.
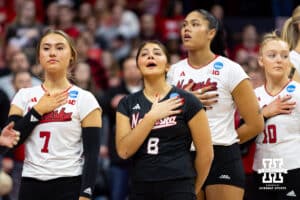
[7,29,102,200]
[167,9,264,200]
[253,32,300,199]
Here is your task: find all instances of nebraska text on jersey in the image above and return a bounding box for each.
[131,112,177,129]
[176,77,217,91]
[39,108,72,123]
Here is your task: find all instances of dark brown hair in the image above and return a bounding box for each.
[135,40,170,67]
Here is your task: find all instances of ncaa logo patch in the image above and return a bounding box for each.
[169,92,180,98]
[69,90,79,98]
[213,62,223,70]
[286,85,296,93]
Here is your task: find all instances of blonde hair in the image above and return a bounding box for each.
[259,31,285,55]
[281,5,300,50]
[261,31,293,77]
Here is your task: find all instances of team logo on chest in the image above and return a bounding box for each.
[286,85,296,93]
[131,113,177,129]
[212,62,223,76]
[69,90,79,98]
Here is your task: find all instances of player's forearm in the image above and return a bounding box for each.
[117,113,157,159]
[237,118,264,144]
[194,149,213,194]
[8,108,42,147]
[80,127,100,199]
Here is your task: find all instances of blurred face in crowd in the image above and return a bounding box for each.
[58,6,74,25]
[242,25,258,49]
[46,2,58,23]
[10,52,30,72]
[140,14,156,36]
[211,4,224,20]
[76,36,89,59]
[20,0,36,23]
[13,71,32,91]
[79,2,92,21]
[123,57,142,84]
[74,62,91,83]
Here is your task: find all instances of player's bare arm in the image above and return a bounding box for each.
[189,109,213,195]
[233,79,264,143]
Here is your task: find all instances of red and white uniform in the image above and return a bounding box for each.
[253,81,300,171]
[167,56,248,145]
[11,85,100,180]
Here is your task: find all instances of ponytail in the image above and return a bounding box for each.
[281,17,297,50]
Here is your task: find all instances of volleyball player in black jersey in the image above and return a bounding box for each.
[116,40,213,200]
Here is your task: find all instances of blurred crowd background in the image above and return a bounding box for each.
[0,0,300,200]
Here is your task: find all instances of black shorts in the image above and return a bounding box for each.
[253,168,300,200]
[19,176,81,200]
[202,143,245,189]
[129,178,196,200]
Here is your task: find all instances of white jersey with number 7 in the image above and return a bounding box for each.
[11,85,100,180]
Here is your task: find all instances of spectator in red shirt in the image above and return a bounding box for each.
[56,0,80,39]
[76,32,109,92]
[231,24,260,62]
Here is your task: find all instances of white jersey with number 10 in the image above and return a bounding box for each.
[167,56,248,146]
[253,80,300,171]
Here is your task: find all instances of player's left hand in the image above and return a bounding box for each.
[0,122,20,148]
[192,86,219,110]
[184,82,218,110]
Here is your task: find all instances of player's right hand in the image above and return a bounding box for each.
[147,95,183,121]
[263,94,296,118]
[34,91,69,115]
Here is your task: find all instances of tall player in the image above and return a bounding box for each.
[7,29,102,200]
[116,40,213,199]
[253,32,300,199]
[167,9,264,200]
